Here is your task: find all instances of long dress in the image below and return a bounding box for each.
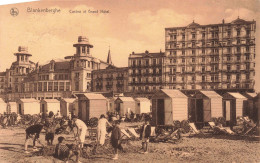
[97,118,109,145]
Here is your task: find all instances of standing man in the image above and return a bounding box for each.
[140,117,151,154]
[72,116,88,148]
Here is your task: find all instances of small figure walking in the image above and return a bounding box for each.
[140,118,151,154]
[111,120,123,160]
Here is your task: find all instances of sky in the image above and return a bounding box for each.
[0,0,259,91]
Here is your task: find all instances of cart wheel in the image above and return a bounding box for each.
[180,120,190,133]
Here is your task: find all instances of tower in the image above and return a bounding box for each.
[107,46,113,65]
[10,46,35,93]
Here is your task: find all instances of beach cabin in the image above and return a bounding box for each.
[75,93,107,122]
[40,99,60,114]
[114,97,135,116]
[253,94,260,125]
[242,92,257,119]
[222,92,247,125]
[107,97,116,113]
[134,98,151,114]
[7,102,17,114]
[190,91,223,123]
[151,89,188,125]
[60,98,77,117]
[0,98,7,114]
[17,98,40,115]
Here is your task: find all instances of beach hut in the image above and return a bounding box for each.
[134,98,151,114]
[0,98,7,114]
[107,97,116,113]
[190,91,223,123]
[60,98,77,117]
[114,97,135,116]
[7,102,17,114]
[253,94,260,125]
[242,92,257,119]
[75,93,107,122]
[151,89,188,125]
[40,99,60,114]
[222,92,247,125]
[17,98,40,115]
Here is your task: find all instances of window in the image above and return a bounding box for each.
[59,82,64,91]
[227,31,231,37]
[192,66,195,71]
[246,46,250,52]
[236,74,240,80]
[227,65,231,71]
[246,74,250,79]
[192,34,195,39]
[34,83,37,92]
[182,42,185,47]
[202,33,205,38]
[75,72,79,78]
[48,82,53,91]
[182,67,185,72]
[75,82,79,91]
[237,39,240,44]
[38,82,42,91]
[211,76,214,81]
[227,48,231,53]
[202,66,205,72]
[174,35,177,39]
[246,63,250,70]
[227,55,231,61]
[182,34,185,40]
[202,49,205,54]
[182,50,185,55]
[227,74,230,80]
[182,77,184,81]
[82,47,86,53]
[182,58,185,63]
[192,50,195,55]
[246,54,250,60]
[237,29,240,36]
[246,30,250,36]
[146,60,149,66]
[87,47,90,54]
[88,61,90,67]
[202,76,205,81]
[43,82,47,91]
[153,59,156,65]
[202,57,205,62]
[192,58,195,63]
[54,82,58,91]
[237,47,241,53]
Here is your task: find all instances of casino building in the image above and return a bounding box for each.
[0,36,112,101]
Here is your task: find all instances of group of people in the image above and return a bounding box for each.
[23,112,152,162]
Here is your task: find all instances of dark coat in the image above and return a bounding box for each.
[111,126,121,148]
[140,124,151,139]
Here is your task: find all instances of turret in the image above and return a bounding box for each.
[73,36,93,56]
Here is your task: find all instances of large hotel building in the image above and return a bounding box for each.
[164,18,256,90]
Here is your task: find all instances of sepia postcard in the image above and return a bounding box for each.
[0,0,259,162]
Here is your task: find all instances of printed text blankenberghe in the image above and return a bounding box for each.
[27,7,61,14]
